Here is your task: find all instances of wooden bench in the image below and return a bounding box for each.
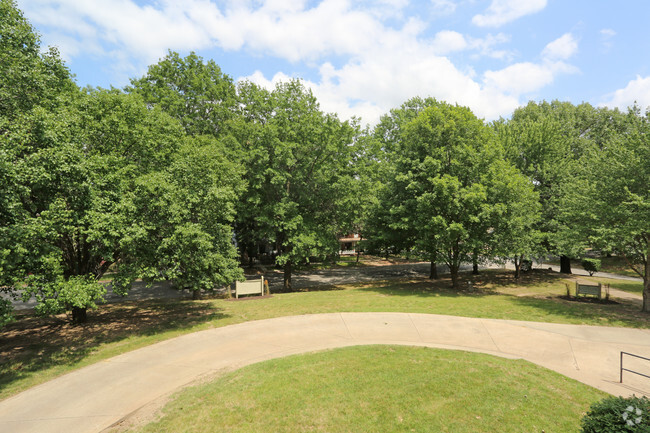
[576,282,602,299]
[235,277,265,299]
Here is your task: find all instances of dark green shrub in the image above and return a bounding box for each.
[0,298,13,328]
[581,396,650,433]
[581,258,602,276]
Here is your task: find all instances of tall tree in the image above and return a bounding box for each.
[120,135,244,299]
[571,107,650,312]
[497,101,601,273]
[383,100,538,288]
[363,97,440,267]
[129,50,238,138]
[237,80,357,290]
[1,88,185,323]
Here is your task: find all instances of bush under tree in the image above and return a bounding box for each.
[581,258,602,276]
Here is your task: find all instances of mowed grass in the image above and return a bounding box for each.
[1,269,647,401]
[544,255,643,279]
[128,346,606,433]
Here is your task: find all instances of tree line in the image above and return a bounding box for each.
[1,0,648,326]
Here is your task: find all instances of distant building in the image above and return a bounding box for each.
[339,233,362,255]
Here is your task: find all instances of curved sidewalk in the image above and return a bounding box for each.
[1,313,649,433]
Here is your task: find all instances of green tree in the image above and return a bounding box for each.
[376,100,539,287]
[121,135,245,299]
[1,89,185,323]
[0,0,73,122]
[129,51,238,138]
[364,97,439,271]
[484,160,542,278]
[573,107,650,312]
[237,80,357,290]
[497,102,589,273]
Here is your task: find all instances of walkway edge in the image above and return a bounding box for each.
[0,313,648,433]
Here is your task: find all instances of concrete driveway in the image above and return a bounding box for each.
[0,312,649,433]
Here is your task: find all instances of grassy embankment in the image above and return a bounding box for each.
[124,346,606,433]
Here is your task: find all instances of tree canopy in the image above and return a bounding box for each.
[2,0,650,326]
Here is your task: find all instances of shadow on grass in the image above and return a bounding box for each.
[604,280,645,295]
[0,299,228,397]
[507,295,649,327]
[354,269,649,327]
[355,268,569,298]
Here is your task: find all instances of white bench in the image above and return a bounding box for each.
[235,277,265,299]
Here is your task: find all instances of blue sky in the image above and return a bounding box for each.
[16,0,650,126]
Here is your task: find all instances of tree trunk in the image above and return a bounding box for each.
[192,289,201,300]
[641,237,650,313]
[514,255,522,279]
[450,264,459,289]
[71,306,87,324]
[641,276,650,313]
[559,255,572,274]
[472,258,479,275]
[429,261,438,279]
[283,261,292,291]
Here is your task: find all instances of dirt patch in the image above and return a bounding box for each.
[558,295,620,305]
[225,295,273,301]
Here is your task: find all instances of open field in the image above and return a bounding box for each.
[122,345,607,433]
[1,269,647,401]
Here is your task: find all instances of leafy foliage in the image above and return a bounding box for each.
[569,106,650,311]
[581,395,650,433]
[0,297,13,327]
[121,136,244,297]
[372,99,539,287]
[235,80,357,289]
[129,50,238,138]
[581,259,602,276]
[0,0,73,121]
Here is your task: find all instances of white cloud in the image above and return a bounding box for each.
[600,76,650,111]
[243,40,521,124]
[482,34,579,96]
[600,28,616,38]
[541,33,578,60]
[600,28,616,52]
[430,0,457,16]
[17,0,575,126]
[468,32,512,60]
[472,0,547,28]
[431,30,468,54]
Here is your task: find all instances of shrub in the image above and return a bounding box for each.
[581,258,602,276]
[0,298,13,328]
[581,395,650,433]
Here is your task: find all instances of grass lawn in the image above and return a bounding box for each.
[125,346,606,433]
[593,278,645,295]
[544,255,643,279]
[1,269,647,401]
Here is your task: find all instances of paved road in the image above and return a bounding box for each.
[0,312,648,433]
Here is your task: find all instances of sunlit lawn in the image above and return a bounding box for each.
[544,255,643,279]
[1,269,647,401]
[127,346,606,433]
